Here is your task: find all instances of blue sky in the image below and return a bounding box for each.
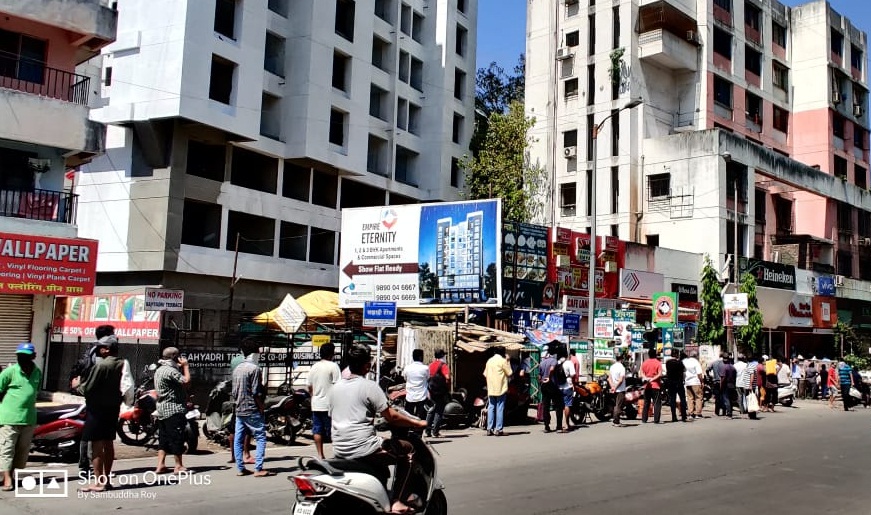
[476,0,871,70]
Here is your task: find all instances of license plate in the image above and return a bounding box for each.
[293,502,318,515]
[186,409,200,420]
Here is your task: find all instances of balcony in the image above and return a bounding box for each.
[1,53,91,105]
[0,188,78,225]
[638,1,699,71]
[713,4,732,27]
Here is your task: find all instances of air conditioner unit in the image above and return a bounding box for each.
[854,104,864,117]
[556,47,573,60]
[564,146,577,158]
[686,30,697,43]
[832,90,842,103]
[771,250,781,263]
[835,275,845,287]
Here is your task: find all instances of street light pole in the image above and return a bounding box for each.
[587,98,643,341]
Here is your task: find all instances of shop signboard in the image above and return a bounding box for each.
[549,229,621,300]
[652,292,677,328]
[501,222,549,308]
[781,295,813,327]
[671,282,699,302]
[817,276,835,297]
[723,293,749,327]
[0,231,98,296]
[593,339,614,375]
[593,316,614,339]
[562,313,581,335]
[630,329,645,351]
[738,258,796,290]
[52,293,161,341]
[812,296,837,328]
[339,199,501,307]
[620,269,664,300]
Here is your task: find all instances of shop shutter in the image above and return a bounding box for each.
[0,295,34,367]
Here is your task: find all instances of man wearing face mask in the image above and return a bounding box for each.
[232,338,272,476]
[0,343,42,492]
[153,347,191,474]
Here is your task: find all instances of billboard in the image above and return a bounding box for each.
[619,269,664,299]
[723,293,749,327]
[0,231,98,296]
[549,229,620,301]
[501,222,549,308]
[339,199,501,307]
[652,292,677,328]
[52,293,162,341]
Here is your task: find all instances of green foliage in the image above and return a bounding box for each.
[419,262,436,299]
[472,55,525,156]
[737,272,763,352]
[835,321,870,362]
[460,101,546,223]
[609,48,625,85]
[698,255,725,346]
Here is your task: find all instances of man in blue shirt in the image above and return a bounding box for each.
[232,339,272,476]
[837,361,853,411]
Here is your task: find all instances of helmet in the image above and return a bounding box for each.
[15,342,36,355]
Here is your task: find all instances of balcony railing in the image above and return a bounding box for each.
[0,51,90,105]
[0,188,78,224]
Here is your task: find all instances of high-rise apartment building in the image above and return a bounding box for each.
[0,1,116,361]
[76,0,477,331]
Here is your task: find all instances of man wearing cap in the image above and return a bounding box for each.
[153,347,191,474]
[73,335,124,492]
[0,343,42,491]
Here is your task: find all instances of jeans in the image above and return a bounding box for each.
[685,385,704,417]
[667,380,687,421]
[234,412,267,472]
[736,387,749,414]
[821,384,829,399]
[612,392,625,425]
[541,388,564,430]
[487,393,506,431]
[642,388,662,423]
[721,386,734,416]
[426,397,447,435]
[711,382,722,416]
[842,383,852,411]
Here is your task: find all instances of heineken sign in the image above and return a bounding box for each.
[739,258,796,291]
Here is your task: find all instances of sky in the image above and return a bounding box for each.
[475,0,871,71]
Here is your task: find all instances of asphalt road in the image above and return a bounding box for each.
[2,400,869,515]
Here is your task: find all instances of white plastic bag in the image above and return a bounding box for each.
[747,391,759,412]
[120,359,135,406]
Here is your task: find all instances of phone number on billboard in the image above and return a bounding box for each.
[374,283,417,301]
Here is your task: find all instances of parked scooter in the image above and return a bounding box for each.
[202,380,234,447]
[291,425,447,515]
[264,385,311,445]
[31,404,86,462]
[777,383,796,407]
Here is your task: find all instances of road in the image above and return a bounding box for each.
[1,400,868,515]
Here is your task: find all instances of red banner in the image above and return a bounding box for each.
[52,294,162,341]
[0,231,98,295]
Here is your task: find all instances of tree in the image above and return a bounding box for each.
[460,101,546,223]
[698,255,725,347]
[471,55,525,156]
[737,272,763,353]
[418,262,437,299]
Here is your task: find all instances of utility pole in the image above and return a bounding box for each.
[227,232,240,333]
[732,179,739,357]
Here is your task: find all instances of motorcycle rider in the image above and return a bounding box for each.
[330,343,427,514]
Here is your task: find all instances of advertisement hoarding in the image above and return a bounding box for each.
[0,231,98,295]
[501,222,549,308]
[339,200,501,308]
[619,269,664,299]
[52,293,162,341]
[723,293,749,327]
[652,292,678,328]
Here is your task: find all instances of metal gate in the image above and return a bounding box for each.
[0,295,34,366]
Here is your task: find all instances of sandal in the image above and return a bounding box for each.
[253,470,275,477]
[1,485,14,492]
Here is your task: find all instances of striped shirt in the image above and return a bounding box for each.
[154,363,186,420]
[232,358,263,416]
[838,364,853,386]
[737,362,755,389]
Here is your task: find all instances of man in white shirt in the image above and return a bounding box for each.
[306,343,341,459]
[682,351,704,419]
[608,355,627,427]
[402,349,430,423]
[560,353,576,431]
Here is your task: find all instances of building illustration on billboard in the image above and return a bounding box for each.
[435,211,484,302]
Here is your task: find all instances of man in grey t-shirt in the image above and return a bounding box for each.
[329,344,425,513]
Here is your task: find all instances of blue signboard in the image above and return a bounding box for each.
[662,328,674,346]
[363,301,397,327]
[563,313,581,336]
[817,276,835,297]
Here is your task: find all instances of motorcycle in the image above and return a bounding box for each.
[424,388,477,429]
[264,386,312,445]
[31,403,86,462]
[475,378,533,429]
[291,424,447,515]
[202,380,234,447]
[570,375,640,424]
[117,364,199,452]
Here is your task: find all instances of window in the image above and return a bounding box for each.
[227,211,275,256]
[831,28,843,57]
[104,66,112,86]
[408,103,421,135]
[208,55,235,105]
[611,225,619,238]
[745,92,762,125]
[586,113,595,161]
[186,140,226,182]
[395,145,419,186]
[773,195,792,233]
[400,3,411,35]
[452,113,464,144]
[374,0,392,23]
[332,51,350,92]
[457,0,466,14]
[312,170,339,208]
[566,31,580,48]
[860,210,871,236]
[588,14,596,56]
[451,158,461,187]
[646,234,660,246]
[833,114,845,139]
[456,25,468,57]
[713,76,733,108]
[852,45,864,71]
[231,147,277,193]
[268,0,288,17]
[329,108,346,146]
[454,68,466,99]
[260,93,282,140]
[565,78,579,99]
[214,0,237,40]
[856,165,868,190]
[837,201,852,232]
[611,110,619,156]
[648,173,670,198]
[713,27,732,59]
[610,166,618,213]
[559,182,577,217]
[585,170,593,216]
[855,127,867,150]
[279,222,308,261]
[563,129,578,148]
[181,200,222,249]
[744,2,760,31]
[369,84,389,121]
[587,64,595,106]
[773,105,789,132]
[745,46,761,76]
[713,0,731,11]
[772,22,787,48]
[612,6,620,49]
[310,228,337,265]
[264,33,285,77]
[834,155,848,180]
[837,250,852,276]
[335,0,356,42]
[410,57,423,90]
[0,29,47,83]
[411,12,424,43]
[367,134,389,176]
[398,51,410,83]
[372,36,391,72]
[396,97,408,130]
[282,163,311,201]
[772,62,788,90]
